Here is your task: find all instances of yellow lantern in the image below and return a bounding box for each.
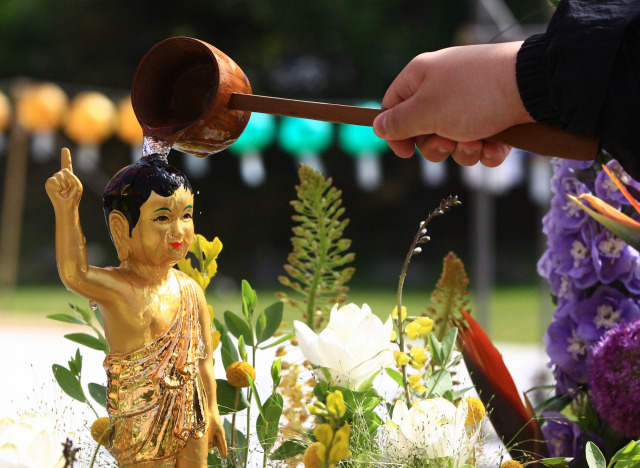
[64,91,116,145]
[0,90,10,132]
[16,82,68,132]
[117,96,143,146]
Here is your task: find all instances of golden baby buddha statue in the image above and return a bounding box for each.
[46,148,227,467]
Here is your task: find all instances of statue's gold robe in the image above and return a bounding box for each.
[103,270,208,465]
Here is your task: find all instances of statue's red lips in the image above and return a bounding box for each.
[170,241,183,250]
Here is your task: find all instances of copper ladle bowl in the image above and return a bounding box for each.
[131,36,252,157]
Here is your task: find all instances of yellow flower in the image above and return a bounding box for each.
[314,423,333,447]
[409,346,429,369]
[304,441,327,467]
[408,373,426,394]
[415,316,434,333]
[392,305,407,323]
[463,397,486,426]
[90,417,110,446]
[225,361,256,388]
[335,422,350,441]
[500,461,523,468]
[211,330,221,351]
[394,350,410,367]
[327,390,346,418]
[390,329,397,341]
[328,441,350,464]
[177,235,223,291]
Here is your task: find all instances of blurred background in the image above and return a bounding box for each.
[0,0,557,339]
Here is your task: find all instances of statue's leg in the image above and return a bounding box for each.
[175,436,208,467]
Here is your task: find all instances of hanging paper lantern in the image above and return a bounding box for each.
[116,96,143,162]
[0,90,10,132]
[64,91,116,171]
[228,113,276,187]
[15,82,68,161]
[0,90,9,154]
[16,82,68,132]
[278,117,332,173]
[338,101,387,191]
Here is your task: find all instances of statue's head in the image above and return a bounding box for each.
[103,155,194,265]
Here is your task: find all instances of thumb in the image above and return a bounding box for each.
[372,97,429,141]
[61,147,73,173]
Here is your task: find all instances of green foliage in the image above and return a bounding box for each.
[427,252,470,341]
[277,164,355,329]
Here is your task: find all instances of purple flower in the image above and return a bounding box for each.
[591,230,639,283]
[545,314,590,387]
[541,412,585,459]
[589,319,640,437]
[555,229,598,289]
[595,160,640,208]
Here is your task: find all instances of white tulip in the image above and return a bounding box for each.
[294,303,394,391]
[380,398,478,467]
[0,413,65,468]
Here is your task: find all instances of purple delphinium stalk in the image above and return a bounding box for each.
[589,319,640,438]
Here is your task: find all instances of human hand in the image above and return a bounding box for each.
[208,410,228,458]
[45,148,83,209]
[373,42,534,167]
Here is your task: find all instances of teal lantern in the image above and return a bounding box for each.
[338,101,387,191]
[228,113,276,186]
[278,117,333,173]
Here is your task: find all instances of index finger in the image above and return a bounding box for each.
[61,147,73,173]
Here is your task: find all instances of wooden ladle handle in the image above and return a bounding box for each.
[229,92,599,161]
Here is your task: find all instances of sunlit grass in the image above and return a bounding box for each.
[0,283,551,343]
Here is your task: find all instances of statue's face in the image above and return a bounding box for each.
[128,186,195,268]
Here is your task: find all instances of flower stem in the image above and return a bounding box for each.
[87,442,100,468]
[230,388,240,458]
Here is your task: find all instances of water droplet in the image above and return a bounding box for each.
[196,191,200,195]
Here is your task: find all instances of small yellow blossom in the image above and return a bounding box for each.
[463,397,486,426]
[90,417,110,446]
[327,390,346,418]
[211,330,221,351]
[328,441,350,464]
[500,461,523,468]
[315,423,333,446]
[304,441,327,467]
[408,373,426,394]
[405,321,422,340]
[392,305,407,323]
[335,422,350,441]
[226,361,256,388]
[390,330,397,341]
[409,346,429,369]
[394,350,410,367]
[415,316,434,333]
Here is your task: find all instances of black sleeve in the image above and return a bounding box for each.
[515,0,640,177]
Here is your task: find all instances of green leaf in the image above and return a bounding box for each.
[64,333,109,352]
[385,367,404,386]
[220,333,240,370]
[540,457,572,466]
[425,368,453,398]
[610,440,640,465]
[271,358,282,389]
[71,303,92,323]
[257,393,284,451]
[429,333,444,367]
[52,364,86,402]
[258,332,295,350]
[224,311,254,347]
[440,327,458,367]
[241,279,257,313]
[46,313,84,325]
[237,335,247,362]
[94,308,104,330]
[88,383,107,408]
[255,301,284,345]
[216,379,248,415]
[247,374,264,419]
[585,441,606,468]
[271,439,308,460]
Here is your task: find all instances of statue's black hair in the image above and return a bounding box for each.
[102,154,192,238]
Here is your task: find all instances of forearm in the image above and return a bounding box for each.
[200,358,219,416]
[53,206,90,291]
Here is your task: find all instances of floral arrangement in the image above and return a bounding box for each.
[24,162,640,468]
[537,157,640,465]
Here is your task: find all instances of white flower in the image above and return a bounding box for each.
[380,398,478,467]
[0,414,65,468]
[294,303,394,391]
